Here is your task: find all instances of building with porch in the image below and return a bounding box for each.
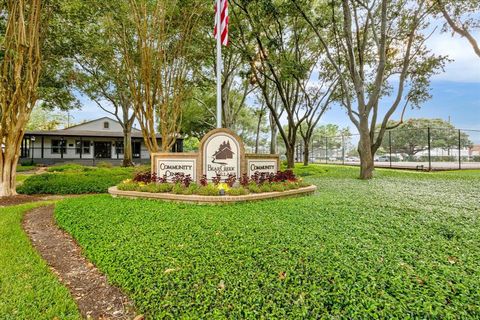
[20,117,183,165]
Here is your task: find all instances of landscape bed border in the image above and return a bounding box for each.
[108,185,317,204]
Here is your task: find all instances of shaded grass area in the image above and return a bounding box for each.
[0,203,80,319]
[16,165,36,173]
[55,166,480,318]
[17,165,136,195]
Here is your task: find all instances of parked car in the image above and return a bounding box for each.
[344,157,359,162]
[376,155,390,162]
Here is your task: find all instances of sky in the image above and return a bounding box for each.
[319,29,480,132]
[67,27,480,138]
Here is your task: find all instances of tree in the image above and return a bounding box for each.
[298,78,338,165]
[27,107,67,131]
[293,0,447,178]
[433,0,480,58]
[111,0,203,153]
[70,0,136,166]
[381,118,472,158]
[232,0,333,168]
[0,0,42,197]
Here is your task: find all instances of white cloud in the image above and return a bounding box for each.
[426,30,480,83]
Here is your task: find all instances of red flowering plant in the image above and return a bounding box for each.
[199,175,208,187]
[212,173,222,185]
[225,174,237,187]
[133,171,156,183]
[240,173,249,187]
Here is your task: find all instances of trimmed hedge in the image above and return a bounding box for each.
[18,167,135,194]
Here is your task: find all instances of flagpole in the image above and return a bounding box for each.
[216,0,222,129]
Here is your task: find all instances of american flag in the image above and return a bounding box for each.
[214,0,228,46]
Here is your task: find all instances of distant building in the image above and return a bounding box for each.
[469,145,480,157]
[20,117,183,165]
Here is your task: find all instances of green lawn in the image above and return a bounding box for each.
[16,165,36,173]
[54,165,480,318]
[0,203,80,319]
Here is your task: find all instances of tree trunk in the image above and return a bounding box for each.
[254,109,263,154]
[285,145,295,169]
[358,130,375,179]
[0,144,20,197]
[269,112,278,154]
[123,128,134,167]
[303,139,310,166]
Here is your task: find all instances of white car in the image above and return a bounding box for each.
[344,157,359,162]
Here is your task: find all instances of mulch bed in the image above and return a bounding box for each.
[0,195,46,207]
[23,205,139,320]
[0,194,82,207]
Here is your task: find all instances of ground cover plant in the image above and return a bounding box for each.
[55,165,480,318]
[0,203,80,319]
[117,170,308,196]
[17,165,136,195]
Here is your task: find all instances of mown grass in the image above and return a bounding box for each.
[0,203,80,319]
[16,165,36,173]
[54,165,480,318]
[17,165,136,195]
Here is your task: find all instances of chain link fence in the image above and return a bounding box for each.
[295,128,480,170]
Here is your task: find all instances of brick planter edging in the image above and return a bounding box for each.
[108,185,317,205]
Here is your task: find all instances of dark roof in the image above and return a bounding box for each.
[24,130,161,139]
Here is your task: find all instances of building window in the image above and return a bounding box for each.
[51,139,66,154]
[115,141,124,155]
[132,141,141,158]
[103,121,109,129]
[75,140,90,154]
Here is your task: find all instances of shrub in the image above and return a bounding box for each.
[249,170,298,186]
[212,174,222,185]
[199,175,208,187]
[226,187,248,196]
[18,167,134,195]
[225,174,237,187]
[259,183,272,193]
[182,175,193,188]
[274,170,297,182]
[239,174,249,187]
[114,170,308,197]
[284,181,300,190]
[47,164,91,173]
[197,184,220,196]
[271,183,286,192]
[19,159,35,166]
[247,182,261,193]
[182,183,199,195]
[117,180,140,192]
[172,183,184,195]
[133,171,156,183]
[141,183,173,193]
